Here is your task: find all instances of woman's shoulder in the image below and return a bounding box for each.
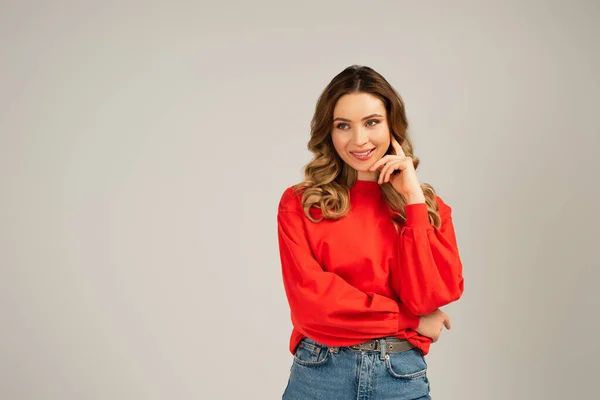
[434,194,451,211]
[278,183,306,214]
[432,194,454,221]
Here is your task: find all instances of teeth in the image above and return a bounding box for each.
[353,149,372,156]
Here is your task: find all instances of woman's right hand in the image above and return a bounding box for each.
[415,309,451,342]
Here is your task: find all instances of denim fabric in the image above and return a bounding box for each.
[282,336,431,400]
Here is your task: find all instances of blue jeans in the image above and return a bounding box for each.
[282,336,431,400]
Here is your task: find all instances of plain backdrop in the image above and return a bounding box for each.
[1,1,599,399]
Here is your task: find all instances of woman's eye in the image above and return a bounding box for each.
[335,120,380,130]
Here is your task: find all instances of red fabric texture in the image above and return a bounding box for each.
[277,180,464,355]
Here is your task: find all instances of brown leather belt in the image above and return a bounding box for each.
[347,338,415,353]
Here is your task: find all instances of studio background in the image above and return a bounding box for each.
[1,1,599,399]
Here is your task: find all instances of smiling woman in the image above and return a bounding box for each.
[332,98,390,169]
[277,65,464,399]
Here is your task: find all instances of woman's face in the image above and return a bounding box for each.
[331,92,391,181]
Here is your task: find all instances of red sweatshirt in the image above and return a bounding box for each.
[277,180,464,356]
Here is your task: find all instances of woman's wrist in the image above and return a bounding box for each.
[406,193,426,205]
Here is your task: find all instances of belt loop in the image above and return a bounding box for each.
[379,338,387,360]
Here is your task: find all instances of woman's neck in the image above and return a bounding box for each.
[356,171,378,182]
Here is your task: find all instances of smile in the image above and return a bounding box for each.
[349,148,376,160]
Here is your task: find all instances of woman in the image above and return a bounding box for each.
[277,65,464,399]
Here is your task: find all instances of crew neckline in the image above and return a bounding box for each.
[353,179,379,185]
[351,179,381,193]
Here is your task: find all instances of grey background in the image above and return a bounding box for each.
[1,1,599,399]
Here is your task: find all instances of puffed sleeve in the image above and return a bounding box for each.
[395,195,465,315]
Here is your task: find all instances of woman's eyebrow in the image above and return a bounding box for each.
[332,113,384,122]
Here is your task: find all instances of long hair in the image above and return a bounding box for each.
[294,65,442,229]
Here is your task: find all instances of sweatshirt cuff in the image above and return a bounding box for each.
[399,311,421,331]
[404,203,430,228]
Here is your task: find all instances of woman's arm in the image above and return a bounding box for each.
[395,195,465,315]
[278,209,420,341]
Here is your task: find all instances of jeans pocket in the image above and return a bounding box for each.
[384,348,427,379]
[293,338,331,367]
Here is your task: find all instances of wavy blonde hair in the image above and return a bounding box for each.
[293,65,442,229]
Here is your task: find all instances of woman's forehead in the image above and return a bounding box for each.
[333,93,386,120]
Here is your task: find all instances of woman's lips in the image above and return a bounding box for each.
[349,148,376,161]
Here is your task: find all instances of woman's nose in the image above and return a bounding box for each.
[351,128,369,145]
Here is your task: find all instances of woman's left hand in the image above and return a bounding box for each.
[369,137,425,201]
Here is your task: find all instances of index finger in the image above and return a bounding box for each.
[391,136,406,157]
